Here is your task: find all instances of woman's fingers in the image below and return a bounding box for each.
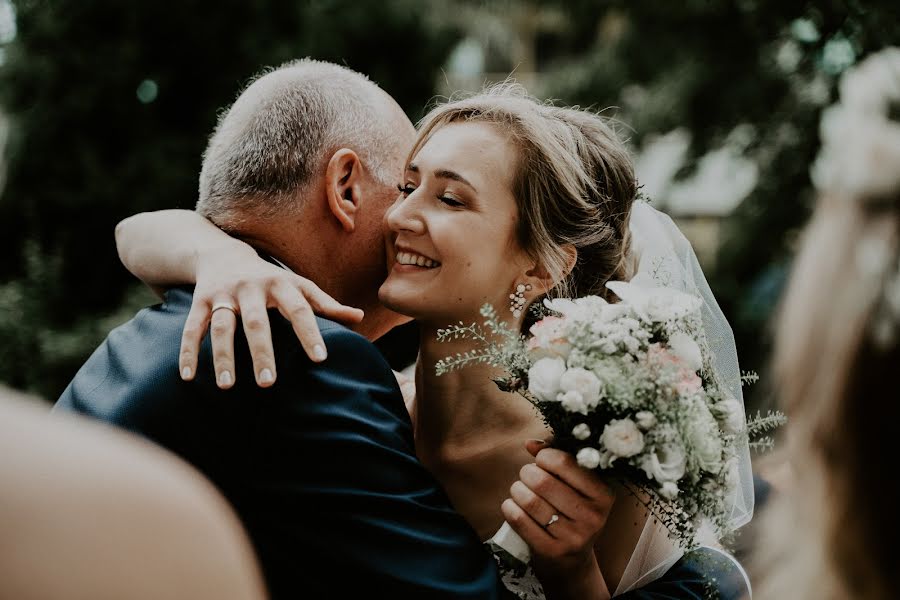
[518,463,587,523]
[297,278,364,324]
[534,448,615,504]
[271,282,327,363]
[236,287,276,387]
[509,480,566,538]
[501,498,554,546]
[180,300,211,381]
[210,301,238,389]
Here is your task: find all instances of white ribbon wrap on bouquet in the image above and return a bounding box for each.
[489,521,532,563]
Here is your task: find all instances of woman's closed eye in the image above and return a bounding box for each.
[438,194,465,208]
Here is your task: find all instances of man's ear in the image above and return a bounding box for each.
[325,148,364,232]
[523,244,578,294]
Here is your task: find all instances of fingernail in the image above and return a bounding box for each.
[528,439,547,446]
[313,345,327,362]
[181,366,192,380]
[219,371,233,387]
[259,368,274,384]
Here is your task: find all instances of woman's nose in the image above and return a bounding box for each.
[385,191,426,235]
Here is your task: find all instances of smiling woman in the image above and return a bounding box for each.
[379,121,524,323]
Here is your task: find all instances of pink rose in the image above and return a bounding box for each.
[527,316,572,359]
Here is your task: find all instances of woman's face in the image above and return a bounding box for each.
[379,121,533,324]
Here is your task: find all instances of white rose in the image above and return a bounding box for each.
[667,332,703,372]
[686,399,724,473]
[572,423,591,440]
[527,357,566,402]
[713,398,746,434]
[660,481,680,500]
[558,390,590,415]
[576,447,602,469]
[640,441,687,483]
[559,368,602,407]
[635,411,657,431]
[600,418,645,458]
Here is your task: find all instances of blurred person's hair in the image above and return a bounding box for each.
[753,48,900,600]
[197,58,401,226]
[411,83,637,312]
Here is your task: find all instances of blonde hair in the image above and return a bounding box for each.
[411,84,637,306]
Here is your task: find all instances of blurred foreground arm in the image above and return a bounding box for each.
[0,395,267,600]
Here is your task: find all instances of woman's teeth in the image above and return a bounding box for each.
[396,251,440,268]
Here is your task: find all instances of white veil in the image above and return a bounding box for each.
[615,201,755,594]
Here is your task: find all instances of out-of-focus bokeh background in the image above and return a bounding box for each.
[0,0,897,405]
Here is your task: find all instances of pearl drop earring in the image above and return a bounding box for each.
[509,283,532,318]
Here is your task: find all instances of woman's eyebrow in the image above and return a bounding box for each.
[407,162,477,192]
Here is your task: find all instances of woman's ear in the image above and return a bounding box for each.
[523,244,578,295]
[325,149,363,232]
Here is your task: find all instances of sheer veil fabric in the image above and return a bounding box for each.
[614,202,754,595]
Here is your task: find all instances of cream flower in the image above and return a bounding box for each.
[600,418,645,458]
[572,423,592,440]
[635,411,658,431]
[576,447,602,469]
[527,357,566,402]
[685,398,724,473]
[713,397,746,434]
[667,332,703,372]
[559,368,602,406]
[640,441,687,483]
[558,390,591,415]
[660,481,680,500]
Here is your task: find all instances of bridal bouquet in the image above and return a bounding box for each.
[437,274,783,555]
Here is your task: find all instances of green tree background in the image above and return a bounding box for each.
[0,0,898,401]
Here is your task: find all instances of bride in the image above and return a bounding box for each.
[117,84,750,598]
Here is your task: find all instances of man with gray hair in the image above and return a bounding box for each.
[57,59,512,599]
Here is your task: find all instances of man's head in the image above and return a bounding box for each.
[196,59,416,338]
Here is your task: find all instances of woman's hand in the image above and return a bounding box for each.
[180,239,364,389]
[501,440,615,600]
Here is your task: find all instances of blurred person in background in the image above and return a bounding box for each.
[0,394,266,600]
[753,47,900,600]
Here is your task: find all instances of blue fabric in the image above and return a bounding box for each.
[617,546,750,600]
[57,286,510,599]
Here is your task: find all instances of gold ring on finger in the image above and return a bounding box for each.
[211,302,238,316]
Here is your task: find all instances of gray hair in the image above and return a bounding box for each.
[197,58,401,225]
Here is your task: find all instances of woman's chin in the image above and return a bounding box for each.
[378,284,427,321]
